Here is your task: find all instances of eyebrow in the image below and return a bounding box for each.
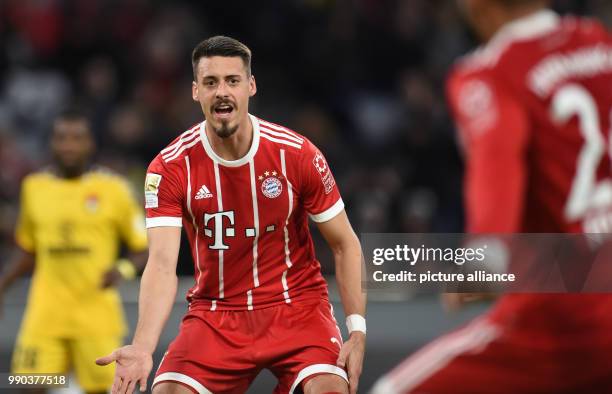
[202,74,242,80]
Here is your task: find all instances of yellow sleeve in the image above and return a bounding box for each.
[15,178,35,252]
[115,179,148,252]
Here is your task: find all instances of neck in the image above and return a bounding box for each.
[486,4,547,42]
[53,165,87,179]
[206,115,253,161]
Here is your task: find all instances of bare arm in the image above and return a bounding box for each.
[0,248,35,318]
[128,250,149,273]
[316,210,365,394]
[101,250,149,289]
[132,226,181,352]
[0,248,35,294]
[317,210,365,318]
[96,226,181,393]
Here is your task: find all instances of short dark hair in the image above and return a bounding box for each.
[191,36,252,81]
[55,107,90,125]
[50,107,92,140]
[497,0,549,7]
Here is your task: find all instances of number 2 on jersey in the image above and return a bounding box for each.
[551,84,612,226]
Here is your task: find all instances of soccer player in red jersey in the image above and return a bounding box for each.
[372,0,612,392]
[96,36,366,394]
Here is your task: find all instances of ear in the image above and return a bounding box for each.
[192,80,199,102]
[249,75,257,97]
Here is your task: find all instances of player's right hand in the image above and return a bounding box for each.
[96,344,153,393]
[441,292,497,312]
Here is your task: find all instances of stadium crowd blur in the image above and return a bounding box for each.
[1,0,610,274]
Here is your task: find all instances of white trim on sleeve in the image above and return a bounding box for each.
[153,372,213,394]
[289,363,349,394]
[309,198,345,223]
[370,377,401,394]
[145,216,183,228]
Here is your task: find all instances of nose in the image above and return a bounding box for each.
[58,142,80,157]
[215,80,230,98]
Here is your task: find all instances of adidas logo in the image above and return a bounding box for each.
[195,185,213,200]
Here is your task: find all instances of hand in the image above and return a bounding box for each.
[441,292,498,312]
[95,344,153,393]
[336,331,365,394]
[101,268,123,289]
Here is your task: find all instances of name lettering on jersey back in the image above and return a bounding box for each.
[529,45,612,98]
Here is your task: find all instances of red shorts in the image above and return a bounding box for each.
[153,299,348,394]
[372,315,612,393]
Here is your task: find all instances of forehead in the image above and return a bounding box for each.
[196,56,248,78]
[53,119,91,136]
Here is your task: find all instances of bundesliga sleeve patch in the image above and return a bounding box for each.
[144,173,162,208]
[312,151,335,194]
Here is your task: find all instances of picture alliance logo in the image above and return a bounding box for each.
[371,244,488,266]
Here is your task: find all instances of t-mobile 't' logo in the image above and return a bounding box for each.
[203,211,235,250]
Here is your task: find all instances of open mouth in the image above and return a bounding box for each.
[213,103,234,117]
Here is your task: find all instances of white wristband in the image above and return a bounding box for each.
[346,314,366,334]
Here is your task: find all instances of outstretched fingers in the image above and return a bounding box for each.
[96,349,121,366]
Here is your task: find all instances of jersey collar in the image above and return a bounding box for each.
[489,9,560,47]
[200,113,261,167]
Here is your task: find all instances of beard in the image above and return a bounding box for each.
[212,120,239,139]
[53,157,88,178]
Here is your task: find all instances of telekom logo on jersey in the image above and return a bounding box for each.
[202,211,275,250]
[203,211,235,250]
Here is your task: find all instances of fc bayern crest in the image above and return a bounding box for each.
[261,176,283,199]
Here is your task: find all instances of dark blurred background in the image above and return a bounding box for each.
[2,0,612,269]
[0,0,611,392]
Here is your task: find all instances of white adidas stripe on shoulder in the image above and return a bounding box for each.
[260,132,302,149]
[161,126,196,154]
[161,129,200,158]
[161,125,200,156]
[163,138,201,162]
[259,125,304,144]
[259,120,304,142]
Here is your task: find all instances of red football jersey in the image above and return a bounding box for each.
[448,10,612,234]
[447,11,612,323]
[371,13,612,394]
[145,115,344,311]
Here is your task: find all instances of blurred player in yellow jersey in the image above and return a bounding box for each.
[0,109,148,393]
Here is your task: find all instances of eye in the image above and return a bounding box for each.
[205,80,216,87]
[229,78,239,85]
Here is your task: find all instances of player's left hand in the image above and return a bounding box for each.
[101,268,123,289]
[336,331,365,394]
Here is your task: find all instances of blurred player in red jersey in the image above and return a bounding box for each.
[96,36,366,394]
[372,0,612,392]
